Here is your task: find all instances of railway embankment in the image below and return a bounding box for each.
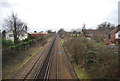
[2,37,50,79]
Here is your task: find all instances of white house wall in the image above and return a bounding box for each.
[6,30,28,42]
[115,31,120,39]
[6,31,14,41]
[19,33,28,41]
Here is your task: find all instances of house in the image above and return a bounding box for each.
[85,29,97,37]
[30,31,48,39]
[58,29,66,37]
[0,30,2,38]
[115,31,120,40]
[108,25,120,43]
[85,28,114,40]
[2,30,6,39]
[5,30,28,42]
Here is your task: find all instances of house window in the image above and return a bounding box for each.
[108,34,111,39]
[119,34,120,37]
[9,34,13,37]
[21,34,25,37]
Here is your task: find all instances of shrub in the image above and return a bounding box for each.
[2,39,14,48]
[63,36,118,78]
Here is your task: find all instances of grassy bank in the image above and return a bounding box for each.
[2,42,43,79]
[62,36,118,79]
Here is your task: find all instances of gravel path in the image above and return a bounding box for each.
[49,35,73,79]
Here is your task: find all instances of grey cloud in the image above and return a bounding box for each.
[0,0,16,8]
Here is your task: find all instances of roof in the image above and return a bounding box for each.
[85,29,97,34]
[30,33,46,38]
[85,28,114,35]
[116,31,120,34]
[109,25,120,34]
[6,29,28,34]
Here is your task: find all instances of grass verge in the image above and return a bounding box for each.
[3,43,43,79]
[74,66,90,79]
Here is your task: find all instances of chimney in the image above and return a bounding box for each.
[117,25,120,32]
[34,31,37,33]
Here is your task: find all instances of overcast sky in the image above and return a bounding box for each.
[0,0,119,32]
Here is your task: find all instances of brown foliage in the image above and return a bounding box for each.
[63,36,118,79]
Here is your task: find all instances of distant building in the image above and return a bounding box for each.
[85,28,114,39]
[5,30,28,42]
[85,29,97,37]
[115,31,120,39]
[58,29,66,37]
[2,30,6,39]
[108,25,120,43]
[30,31,48,39]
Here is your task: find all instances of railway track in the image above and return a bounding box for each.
[20,34,76,81]
[56,38,59,80]
[22,36,56,81]
[33,36,56,80]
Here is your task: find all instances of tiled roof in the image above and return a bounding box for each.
[109,25,120,34]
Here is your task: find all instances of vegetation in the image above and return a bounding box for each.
[70,34,80,37]
[82,24,87,37]
[63,36,118,79]
[97,22,115,30]
[47,30,52,33]
[2,41,43,79]
[2,36,44,50]
[2,39,14,49]
[92,35,104,43]
[3,12,28,44]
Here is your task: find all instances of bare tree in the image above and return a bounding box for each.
[82,23,86,37]
[97,22,115,30]
[47,30,52,33]
[4,12,28,44]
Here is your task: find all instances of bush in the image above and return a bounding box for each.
[2,39,14,48]
[63,36,118,78]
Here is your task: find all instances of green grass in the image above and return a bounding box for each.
[74,66,90,79]
[70,34,80,37]
[61,39,64,44]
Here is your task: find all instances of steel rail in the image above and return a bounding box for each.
[56,37,59,81]
[22,37,55,81]
[33,36,56,81]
